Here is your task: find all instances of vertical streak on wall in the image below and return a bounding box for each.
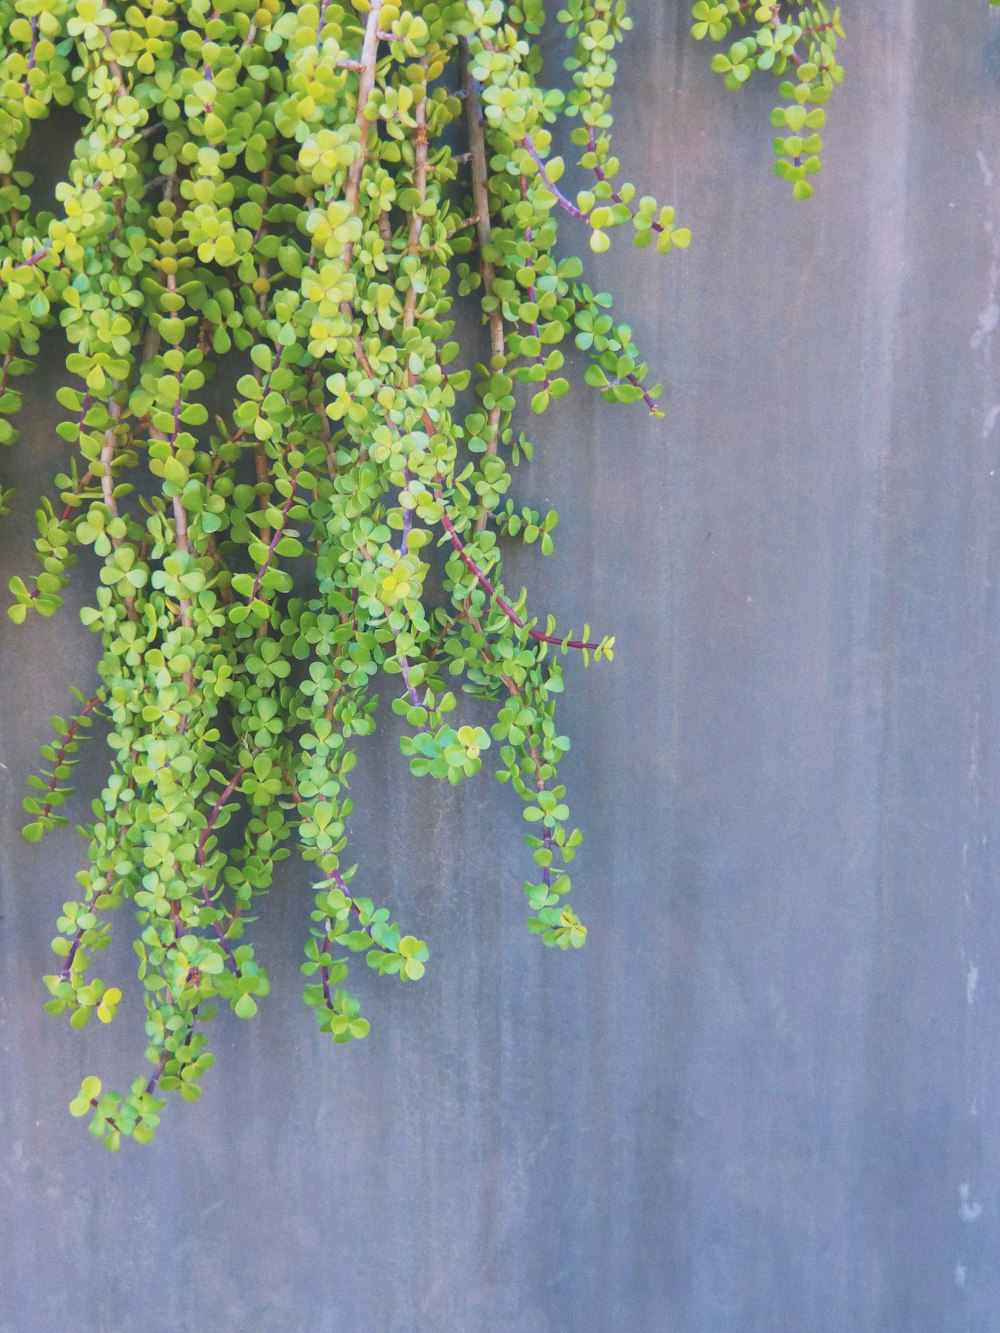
[954,38,1000,1328]
[850,2,917,1324]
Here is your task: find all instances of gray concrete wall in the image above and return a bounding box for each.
[3,3,1000,1329]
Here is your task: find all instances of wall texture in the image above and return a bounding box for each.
[4,3,1000,1329]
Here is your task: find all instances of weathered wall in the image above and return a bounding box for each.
[4,3,1000,1329]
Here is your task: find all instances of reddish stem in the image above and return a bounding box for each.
[436,505,604,650]
[522,136,588,220]
[38,694,102,822]
[11,244,50,270]
[194,765,249,969]
[196,766,247,866]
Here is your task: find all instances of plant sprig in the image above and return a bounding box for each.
[690,1,845,200]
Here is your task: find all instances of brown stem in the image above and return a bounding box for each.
[99,28,130,100]
[341,0,384,270]
[464,603,520,695]
[58,469,96,521]
[0,347,16,398]
[335,0,385,342]
[461,39,507,534]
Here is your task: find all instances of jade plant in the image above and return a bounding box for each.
[690,3,844,200]
[0,0,846,1149]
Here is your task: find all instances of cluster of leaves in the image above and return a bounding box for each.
[690,1,845,200]
[1,0,689,1148]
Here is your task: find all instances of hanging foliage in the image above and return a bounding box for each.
[1,0,846,1149]
[689,2,845,201]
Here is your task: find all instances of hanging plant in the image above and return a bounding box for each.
[689,2,845,200]
[1,0,844,1150]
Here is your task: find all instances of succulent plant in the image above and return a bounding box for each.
[1,0,851,1148]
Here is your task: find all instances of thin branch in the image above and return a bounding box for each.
[101,398,137,620]
[522,136,588,220]
[461,38,507,534]
[436,503,606,651]
[37,693,102,822]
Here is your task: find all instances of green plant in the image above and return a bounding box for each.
[690,2,844,200]
[0,0,846,1149]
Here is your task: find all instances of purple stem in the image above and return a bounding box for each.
[400,467,413,554]
[203,915,241,973]
[145,1009,199,1096]
[196,765,248,973]
[532,766,554,890]
[522,136,589,221]
[59,931,84,983]
[23,16,39,92]
[315,866,395,1007]
[36,693,102,811]
[13,244,51,270]
[586,127,667,234]
[316,0,330,45]
[437,506,604,651]
[144,1051,170,1096]
[320,936,334,1004]
[397,651,427,729]
[541,827,554,889]
[624,372,660,414]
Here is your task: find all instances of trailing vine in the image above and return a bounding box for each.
[1,0,849,1149]
[690,2,845,200]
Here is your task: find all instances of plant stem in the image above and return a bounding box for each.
[436,504,605,651]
